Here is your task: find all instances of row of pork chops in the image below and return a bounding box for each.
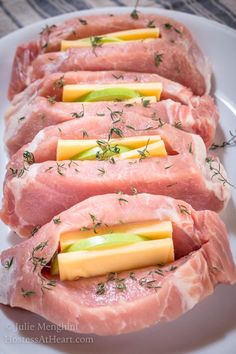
[0,12,235,336]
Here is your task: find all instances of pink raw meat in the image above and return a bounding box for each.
[26,39,208,97]
[8,119,215,170]
[0,194,235,335]
[9,13,210,99]
[1,129,230,236]
[5,94,218,156]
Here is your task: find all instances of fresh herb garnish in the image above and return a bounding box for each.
[9,167,27,178]
[47,95,57,104]
[139,277,161,289]
[21,288,36,297]
[82,130,88,138]
[23,151,35,165]
[90,36,103,55]
[108,127,123,140]
[164,23,182,35]
[54,75,65,88]
[130,0,139,20]
[188,142,193,154]
[147,20,156,28]
[96,282,106,295]
[71,105,84,118]
[137,139,150,160]
[178,204,191,215]
[210,131,236,150]
[97,168,105,176]
[142,98,151,108]
[79,18,88,25]
[53,217,61,224]
[89,214,102,234]
[40,24,56,36]
[39,274,56,293]
[4,257,14,269]
[118,198,128,205]
[154,53,163,67]
[29,241,48,271]
[166,183,178,188]
[56,162,66,176]
[174,121,182,130]
[206,157,234,187]
[129,271,137,280]
[18,116,26,122]
[31,225,41,236]
[106,107,123,122]
[169,265,178,271]
[131,187,138,195]
[112,74,124,80]
[95,140,120,160]
[125,125,135,131]
[164,164,173,170]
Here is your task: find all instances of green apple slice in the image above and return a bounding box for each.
[80,36,123,45]
[50,253,59,275]
[64,233,147,252]
[76,87,141,102]
[72,144,131,160]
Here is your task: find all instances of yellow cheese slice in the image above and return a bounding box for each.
[58,238,174,280]
[61,28,160,51]
[62,83,163,102]
[56,135,162,161]
[60,220,172,251]
[117,140,167,159]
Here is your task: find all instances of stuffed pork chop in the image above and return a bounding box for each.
[9,13,210,98]
[5,70,218,156]
[1,125,230,237]
[0,193,235,336]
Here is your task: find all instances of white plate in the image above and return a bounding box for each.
[0,6,236,354]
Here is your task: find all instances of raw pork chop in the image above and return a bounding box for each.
[0,194,235,335]
[9,13,210,98]
[1,130,230,236]
[26,39,208,97]
[5,95,218,156]
[8,70,194,112]
[8,118,216,170]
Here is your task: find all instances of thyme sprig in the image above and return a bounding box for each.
[4,257,14,269]
[95,139,120,160]
[178,204,191,215]
[206,157,234,187]
[23,151,35,165]
[106,107,123,122]
[139,277,162,289]
[47,95,57,104]
[154,53,163,67]
[29,241,48,272]
[147,20,156,28]
[210,131,236,150]
[130,0,139,19]
[137,138,150,160]
[79,18,88,25]
[21,288,36,297]
[71,104,84,118]
[164,23,182,35]
[39,273,56,294]
[108,127,123,140]
[54,75,65,88]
